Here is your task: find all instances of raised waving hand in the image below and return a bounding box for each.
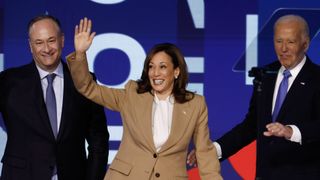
[74,17,96,54]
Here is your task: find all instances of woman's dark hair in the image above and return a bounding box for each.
[137,43,194,103]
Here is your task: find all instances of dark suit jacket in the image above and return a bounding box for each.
[0,61,109,180]
[217,57,320,179]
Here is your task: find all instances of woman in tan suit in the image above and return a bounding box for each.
[67,18,222,180]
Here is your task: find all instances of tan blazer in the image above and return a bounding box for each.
[67,52,222,180]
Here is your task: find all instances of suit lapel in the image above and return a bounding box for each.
[134,92,156,151]
[263,71,278,124]
[27,62,57,140]
[57,63,71,140]
[159,101,192,153]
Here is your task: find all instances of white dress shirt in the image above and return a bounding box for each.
[152,94,174,152]
[271,56,305,144]
[36,62,64,180]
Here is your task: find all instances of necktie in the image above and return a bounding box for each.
[46,73,57,138]
[272,69,291,121]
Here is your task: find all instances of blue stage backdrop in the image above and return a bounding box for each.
[1,1,320,179]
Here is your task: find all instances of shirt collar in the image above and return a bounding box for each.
[154,93,174,104]
[279,55,306,78]
[36,62,64,80]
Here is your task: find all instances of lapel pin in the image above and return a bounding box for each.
[300,82,305,85]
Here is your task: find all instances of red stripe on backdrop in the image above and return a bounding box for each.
[187,140,256,180]
[229,140,256,180]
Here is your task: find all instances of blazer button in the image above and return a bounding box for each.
[153,153,157,158]
[155,172,160,177]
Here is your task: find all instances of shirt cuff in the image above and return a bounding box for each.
[287,125,302,144]
[213,142,222,159]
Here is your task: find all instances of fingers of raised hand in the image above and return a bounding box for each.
[82,18,92,33]
[87,19,92,33]
[82,18,88,33]
[89,32,96,42]
[79,19,84,33]
[75,25,79,35]
[75,18,95,39]
[76,18,91,33]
